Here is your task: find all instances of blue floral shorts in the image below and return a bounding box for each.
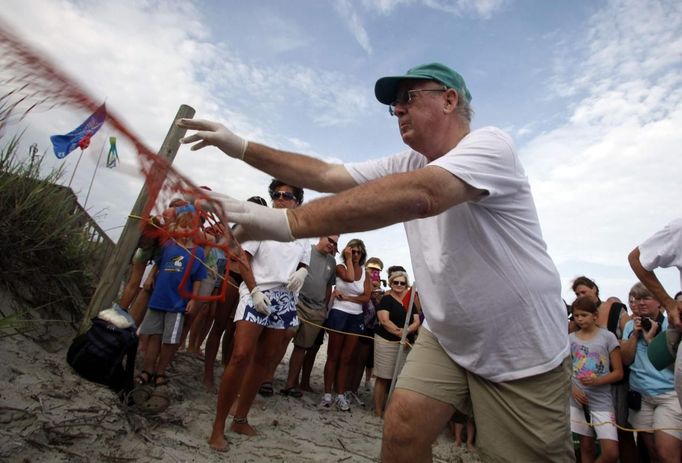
[236,288,298,330]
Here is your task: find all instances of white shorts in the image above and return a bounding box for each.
[629,391,682,439]
[570,405,618,441]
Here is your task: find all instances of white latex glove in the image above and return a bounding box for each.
[217,193,294,242]
[177,118,248,160]
[286,267,308,293]
[250,286,272,316]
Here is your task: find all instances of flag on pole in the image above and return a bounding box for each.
[50,103,106,159]
[106,136,119,168]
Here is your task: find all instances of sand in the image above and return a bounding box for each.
[0,328,481,463]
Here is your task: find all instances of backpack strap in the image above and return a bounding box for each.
[607,302,625,334]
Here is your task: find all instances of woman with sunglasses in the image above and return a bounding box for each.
[209,180,310,451]
[319,238,371,411]
[373,270,421,417]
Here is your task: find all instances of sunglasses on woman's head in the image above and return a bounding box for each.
[271,191,296,201]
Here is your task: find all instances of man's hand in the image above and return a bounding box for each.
[215,193,294,242]
[286,268,308,293]
[664,299,682,331]
[250,286,272,316]
[177,119,248,160]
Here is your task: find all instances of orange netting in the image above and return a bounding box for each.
[0,20,247,302]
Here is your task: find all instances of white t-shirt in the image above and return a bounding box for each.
[638,218,682,291]
[346,127,569,382]
[238,239,312,299]
[331,265,367,315]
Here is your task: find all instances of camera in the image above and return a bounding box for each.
[641,317,653,332]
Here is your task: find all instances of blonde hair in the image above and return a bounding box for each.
[388,271,409,287]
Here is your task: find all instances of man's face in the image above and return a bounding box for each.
[319,235,339,255]
[391,79,449,158]
[271,185,299,210]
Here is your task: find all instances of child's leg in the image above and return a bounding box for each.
[143,335,162,374]
[156,342,180,381]
[138,308,164,374]
[466,418,476,450]
[155,311,185,378]
[453,422,464,446]
[597,439,619,463]
[188,302,210,353]
[579,435,596,463]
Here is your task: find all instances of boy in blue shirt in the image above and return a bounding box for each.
[137,206,207,387]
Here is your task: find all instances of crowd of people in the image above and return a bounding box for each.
[115,61,682,462]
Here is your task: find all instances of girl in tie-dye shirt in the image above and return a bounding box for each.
[569,296,624,463]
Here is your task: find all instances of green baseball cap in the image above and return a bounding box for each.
[374,62,472,105]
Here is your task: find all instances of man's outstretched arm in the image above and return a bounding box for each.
[628,247,682,330]
[287,165,485,237]
[178,119,356,193]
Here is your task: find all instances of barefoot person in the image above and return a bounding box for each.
[207,180,310,451]
[179,62,572,461]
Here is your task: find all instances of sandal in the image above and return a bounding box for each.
[280,387,303,398]
[258,382,274,397]
[153,374,169,387]
[135,370,153,385]
[138,387,170,414]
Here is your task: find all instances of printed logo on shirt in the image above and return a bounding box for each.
[164,255,185,273]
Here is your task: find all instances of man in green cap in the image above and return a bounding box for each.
[178,62,572,462]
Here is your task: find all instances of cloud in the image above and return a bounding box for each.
[422,0,509,18]
[520,0,682,300]
[362,0,508,18]
[335,0,373,55]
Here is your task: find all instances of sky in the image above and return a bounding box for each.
[1,0,681,305]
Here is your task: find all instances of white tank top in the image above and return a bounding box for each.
[332,266,366,315]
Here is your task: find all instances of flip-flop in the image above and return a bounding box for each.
[280,387,303,398]
[258,382,274,397]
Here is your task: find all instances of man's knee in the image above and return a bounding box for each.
[382,392,422,446]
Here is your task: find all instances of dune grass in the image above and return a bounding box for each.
[0,135,97,331]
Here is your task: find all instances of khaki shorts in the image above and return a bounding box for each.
[396,328,574,463]
[293,300,327,349]
[629,391,682,439]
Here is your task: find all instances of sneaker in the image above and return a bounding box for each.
[318,393,333,409]
[335,393,351,412]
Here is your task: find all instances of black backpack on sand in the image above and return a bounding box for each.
[67,317,138,395]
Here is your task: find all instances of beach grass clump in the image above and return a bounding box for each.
[0,135,96,331]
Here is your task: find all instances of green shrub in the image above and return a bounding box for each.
[0,135,97,328]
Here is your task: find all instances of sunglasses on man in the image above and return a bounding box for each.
[271,191,297,201]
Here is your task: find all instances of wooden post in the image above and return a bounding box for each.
[79,104,195,333]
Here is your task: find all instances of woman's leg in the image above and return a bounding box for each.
[208,321,263,450]
[324,331,345,394]
[336,334,360,395]
[231,328,291,435]
[373,377,389,417]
